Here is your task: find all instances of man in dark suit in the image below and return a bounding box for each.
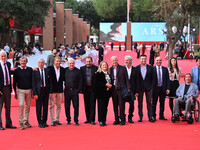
[98,43,104,64]
[80,56,98,125]
[110,56,131,125]
[135,54,155,122]
[33,59,50,128]
[0,51,16,130]
[64,58,82,125]
[48,56,65,126]
[152,57,170,121]
[124,56,139,123]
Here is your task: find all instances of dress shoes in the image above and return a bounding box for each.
[6,125,17,129]
[24,122,32,128]
[138,117,143,122]
[152,117,157,121]
[120,121,125,125]
[90,121,96,125]
[55,121,62,125]
[99,122,104,126]
[0,126,5,130]
[67,121,71,125]
[159,116,167,120]
[113,120,120,125]
[38,124,44,128]
[149,118,155,123]
[43,124,49,127]
[51,122,56,126]
[20,123,25,130]
[103,122,107,126]
[84,120,90,124]
[128,119,134,123]
[75,122,79,126]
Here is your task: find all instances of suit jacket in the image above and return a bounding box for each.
[153,66,170,92]
[125,66,139,94]
[48,66,65,93]
[32,68,50,96]
[0,61,12,94]
[80,64,98,93]
[135,64,155,91]
[64,67,82,92]
[176,83,199,99]
[191,66,199,85]
[93,71,113,99]
[110,65,130,90]
[98,47,104,57]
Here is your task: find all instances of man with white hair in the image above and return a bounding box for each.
[124,55,139,123]
[110,56,130,125]
[32,59,51,128]
[0,51,16,130]
[64,58,82,125]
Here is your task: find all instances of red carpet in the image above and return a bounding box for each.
[1,49,200,150]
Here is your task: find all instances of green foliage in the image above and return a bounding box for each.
[0,0,51,29]
[54,0,79,13]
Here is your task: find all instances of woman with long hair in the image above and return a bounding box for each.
[168,57,181,116]
[93,61,113,126]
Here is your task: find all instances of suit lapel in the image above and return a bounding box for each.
[187,83,193,95]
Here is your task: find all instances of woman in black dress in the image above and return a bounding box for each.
[93,61,113,126]
[168,57,181,116]
[149,45,155,66]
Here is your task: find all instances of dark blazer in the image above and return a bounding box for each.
[135,64,155,91]
[153,66,170,92]
[98,47,104,57]
[64,67,82,92]
[110,65,130,90]
[125,66,139,94]
[93,71,113,99]
[48,66,65,93]
[80,65,98,93]
[0,61,12,94]
[32,68,50,96]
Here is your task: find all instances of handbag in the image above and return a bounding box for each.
[121,86,135,102]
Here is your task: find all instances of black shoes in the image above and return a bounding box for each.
[39,124,45,128]
[67,121,71,125]
[51,122,56,126]
[99,122,104,126]
[113,120,120,125]
[120,121,125,125]
[149,118,155,122]
[0,126,5,130]
[43,124,49,127]
[6,125,17,129]
[103,122,107,126]
[90,121,96,125]
[75,122,79,126]
[159,116,167,120]
[138,117,143,122]
[128,119,134,123]
[153,117,157,121]
[84,120,90,124]
[55,121,62,125]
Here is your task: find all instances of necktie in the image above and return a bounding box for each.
[4,63,9,86]
[158,67,162,87]
[41,69,44,87]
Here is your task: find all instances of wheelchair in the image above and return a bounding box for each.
[171,99,200,124]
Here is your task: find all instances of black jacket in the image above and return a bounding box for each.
[135,64,155,91]
[80,65,98,93]
[93,71,113,99]
[32,68,50,96]
[48,66,65,93]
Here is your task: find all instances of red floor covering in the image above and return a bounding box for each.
[0,49,200,150]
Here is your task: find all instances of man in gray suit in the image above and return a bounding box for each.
[174,73,199,119]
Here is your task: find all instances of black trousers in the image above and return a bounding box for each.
[36,87,49,125]
[0,86,12,126]
[152,87,166,118]
[126,99,134,119]
[98,56,103,65]
[64,90,79,122]
[112,89,125,121]
[97,98,109,122]
[138,89,153,119]
[83,87,96,122]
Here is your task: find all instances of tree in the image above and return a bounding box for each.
[153,0,200,64]
[54,0,79,13]
[0,0,51,47]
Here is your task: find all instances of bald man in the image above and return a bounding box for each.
[64,58,82,125]
[152,57,170,121]
[0,51,16,130]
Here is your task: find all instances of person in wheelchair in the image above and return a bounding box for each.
[173,73,199,120]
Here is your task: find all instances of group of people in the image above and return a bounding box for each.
[0,47,200,130]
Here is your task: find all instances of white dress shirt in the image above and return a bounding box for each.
[125,66,132,80]
[54,65,60,82]
[0,61,10,86]
[113,67,117,86]
[140,65,147,80]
